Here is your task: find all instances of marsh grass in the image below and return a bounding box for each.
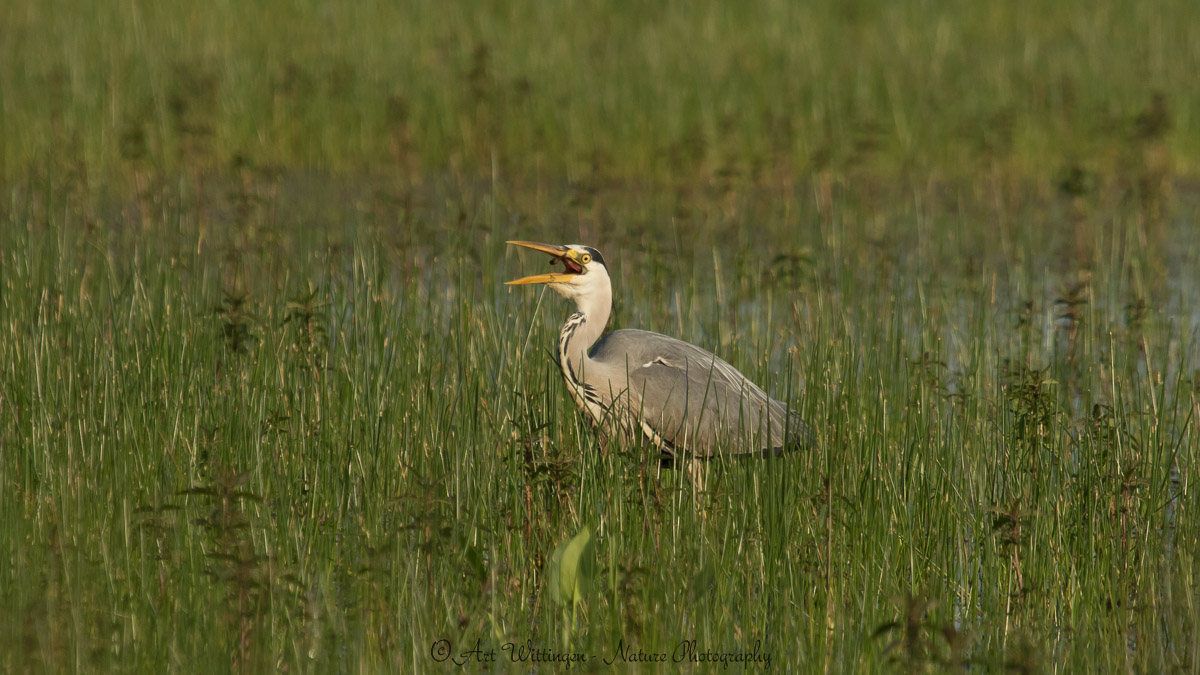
[3,0,1198,188]
[2,163,1196,670]
[2,0,1199,671]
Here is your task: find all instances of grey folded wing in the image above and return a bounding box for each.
[587,329,811,457]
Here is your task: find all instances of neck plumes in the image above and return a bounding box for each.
[557,288,611,387]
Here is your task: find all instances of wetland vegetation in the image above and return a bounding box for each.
[2,0,1198,671]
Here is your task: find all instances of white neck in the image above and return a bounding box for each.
[557,281,611,387]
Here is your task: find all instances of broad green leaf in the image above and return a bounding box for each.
[546,524,594,609]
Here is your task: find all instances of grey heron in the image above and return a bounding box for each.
[507,240,811,461]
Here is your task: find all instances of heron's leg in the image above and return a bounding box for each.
[683,458,710,517]
[685,458,707,493]
[591,407,625,457]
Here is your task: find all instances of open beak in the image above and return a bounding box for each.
[506,240,581,285]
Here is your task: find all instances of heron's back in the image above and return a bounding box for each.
[586,329,809,457]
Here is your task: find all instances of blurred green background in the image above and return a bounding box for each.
[3,0,1194,188]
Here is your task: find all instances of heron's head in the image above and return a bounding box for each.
[506,241,611,304]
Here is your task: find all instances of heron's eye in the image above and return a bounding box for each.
[580,253,592,264]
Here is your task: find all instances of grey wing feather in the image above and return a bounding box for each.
[587,329,811,457]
